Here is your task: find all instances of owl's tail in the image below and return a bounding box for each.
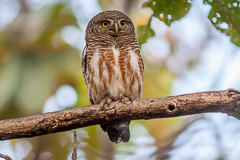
[101,121,130,143]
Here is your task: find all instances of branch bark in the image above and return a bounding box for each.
[0,88,240,141]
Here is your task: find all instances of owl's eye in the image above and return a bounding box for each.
[120,21,126,27]
[102,21,110,27]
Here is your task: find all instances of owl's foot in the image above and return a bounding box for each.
[128,97,134,102]
[118,94,133,102]
[100,97,113,110]
[118,95,123,101]
[121,96,134,103]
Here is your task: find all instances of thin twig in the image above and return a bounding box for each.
[71,130,78,160]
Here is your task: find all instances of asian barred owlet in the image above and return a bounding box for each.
[81,10,144,143]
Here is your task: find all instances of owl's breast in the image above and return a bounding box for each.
[102,46,125,99]
[87,45,143,103]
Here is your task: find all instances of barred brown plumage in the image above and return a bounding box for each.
[81,10,144,143]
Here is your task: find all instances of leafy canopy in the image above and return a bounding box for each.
[138,0,240,46]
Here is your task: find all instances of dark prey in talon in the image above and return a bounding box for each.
[81,10,144,143]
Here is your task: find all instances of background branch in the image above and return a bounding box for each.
[0,153,12,160]
[0,88,240,141]
[71,130,77,160]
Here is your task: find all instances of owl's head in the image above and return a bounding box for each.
[86,10,136,38]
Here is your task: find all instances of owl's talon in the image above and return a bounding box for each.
[100,97,113,110]
[100,103,105,110]
[129,97,134,103]
[118,95,123,101]
[107,98,112,105]
[124,97,134,103]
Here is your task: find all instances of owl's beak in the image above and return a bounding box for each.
[114,23,118,33]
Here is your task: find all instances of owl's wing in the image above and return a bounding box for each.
[81,46,88,85]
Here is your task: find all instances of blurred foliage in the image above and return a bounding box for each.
[138,0,240,47]
[204,0,240,46]
[0,3,80,118]
[137,18,155,46]
[0,2,82,159]
[143,67,173,99]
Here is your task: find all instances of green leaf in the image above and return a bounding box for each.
[204,0,240,46]
[138,0,192,45]
[143,0,192,26]
[137,19,155,46]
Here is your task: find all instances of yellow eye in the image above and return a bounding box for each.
[120,21,126,27]
[102,21,109,27]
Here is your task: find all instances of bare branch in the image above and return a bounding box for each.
[0,153,13,160]
[0,88,239,141]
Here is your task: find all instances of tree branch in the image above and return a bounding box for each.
[71,130,77,160]
[0,88,240,141]
[0,153,12,160]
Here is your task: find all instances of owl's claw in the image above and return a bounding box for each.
[123,96,134,103]
[119,96,134,105]
[107,98,112,105]
[100,97,113,110]
[118,94,123,101]
[129,97,134,103]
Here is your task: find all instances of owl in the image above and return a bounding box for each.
[81,10,144,143]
